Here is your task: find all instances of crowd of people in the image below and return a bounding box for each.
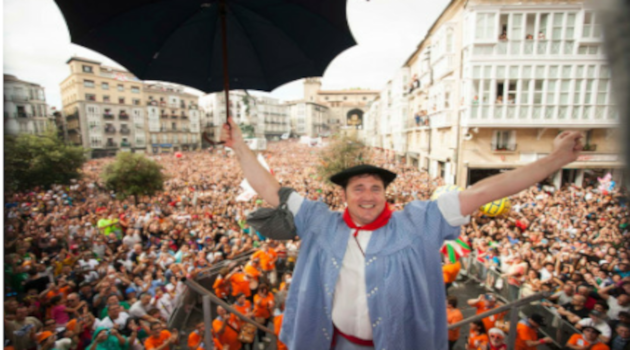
[3,139,630,350]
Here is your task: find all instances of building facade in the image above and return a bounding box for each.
[371,0,622,189]
[60,57,201,157]
[4,74,54,136]
[144,83,201,154]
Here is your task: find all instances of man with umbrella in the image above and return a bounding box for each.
[222,119,583,349]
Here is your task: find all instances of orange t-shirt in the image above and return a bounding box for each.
[253,292,275,319]
[229,272,251,297]
[474,301,504,332]
[244,264,261,282]
[213,275,229,299]
[252,249,277,271]
[446,308,464,341]
[515,322,537,350]
[46,286,71,301]
[212,315,241,350]
[234,300,252,315]
[144,330,172,350]
[274,314,288,350]
[468,331,489,350]
[567,334,610,350]
[443,261,461,284]
[188,331,202,349]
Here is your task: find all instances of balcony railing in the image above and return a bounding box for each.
[147,100,158,106]
[15,112,32,118]
[472,39,582,57]
[120,141,131,147]
[119,114,130,120]
[105,142,117,148]
[103,113,114,120]
[171,114,178,119]
[181,114,188,119]
[465,104,618,126]
[161,114,169,119]
[104,128,116,134]
[120,128,131,135]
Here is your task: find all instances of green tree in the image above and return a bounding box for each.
[316,135,373,184]
[101,152,166,203]
[239,123,255,138]
[4,130,87,191]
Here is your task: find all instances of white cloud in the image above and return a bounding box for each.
[3,0,449,107]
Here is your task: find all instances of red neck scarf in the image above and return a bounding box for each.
[343,204,392,237]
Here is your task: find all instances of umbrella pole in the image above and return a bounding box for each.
[220,0,230,125]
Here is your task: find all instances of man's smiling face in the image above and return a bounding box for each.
[342,174,386,226]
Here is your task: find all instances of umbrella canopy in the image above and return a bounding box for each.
[54,0,356,93]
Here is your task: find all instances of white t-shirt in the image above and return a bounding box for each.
[92,312,130,330]
[129,301,149,318]
[287,190,469,340]
[607,296,630,321]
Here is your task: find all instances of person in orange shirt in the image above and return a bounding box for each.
[443,259,461,294]
[467,293,505,332]
[565,326,610,350]
[467,320,489,350]
[244,259,262,297]
[187,322,204,350]
[515,314,552,350]
[446,296,464,350]
[144,323,177,350]
[212,306,242,350]
[479,328,507,350]
[228,267,251,298]
[273,302,288,350]
[253,284,275,345]
[233,294,253,320]
[252,243,278,285]
[213,268,231,301]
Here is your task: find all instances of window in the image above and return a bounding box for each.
[539,14,549,39]
[151,134,158,144]
[493,130,515,150]
[101,82,109,90]
[446,29,453,52]
[103,95,110,102]
[444,92,451,109]
[172,122,176,130]
[84,80,95,88]
[582,12,601,38]
[560,80,570,104]
[475,13,496,40]
[131,86,140,93]
[162,134,168,143]
[546,80,557,104]
[82,65,93,73]
[173,134,179,144]
[566,13,576,39]
[86,94,96,101]
[133,99,141,106]
[552,13,564,40]
[119,98,125,104]
[510,14,523,40]
[117,84,124,91]
[520,80,530,104]
[597,79,609,104]
[533,80,543,104]
[574,80,583,104]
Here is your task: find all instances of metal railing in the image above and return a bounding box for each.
[448,291,549,348]
[461,255,584,348]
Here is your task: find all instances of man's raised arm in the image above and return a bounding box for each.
[221,117,281,207]
[459,131,583,217]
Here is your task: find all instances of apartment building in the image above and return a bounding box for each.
[373,0,621,188]
[4,74,54,136]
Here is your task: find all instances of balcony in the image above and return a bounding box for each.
[147,100,158,106]
[105,141,117,148]
[161,114,169,119]
[134,123,144,129]
[103,113,114,120]
[104,127,116,134]
[471,39,581,58]
[120,128,131,135]
[171,114,178,119]
[430,111,455,128]
[464,104,618,127]
[119,113,130,121]
[15,112,32,118]
[181,114,188,119]
[11,95,30,102]
[120,141,131,148]
[189,105,198,110]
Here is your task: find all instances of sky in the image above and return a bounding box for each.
[3,0,450,109]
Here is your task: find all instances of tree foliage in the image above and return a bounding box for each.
[4,130,87,192]
[316,135,373,184]
[101,152,166,201]
[239,123,255,138]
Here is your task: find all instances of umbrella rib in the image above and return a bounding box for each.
[227,7,271,90]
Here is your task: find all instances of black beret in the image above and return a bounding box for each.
[330,164,397,187]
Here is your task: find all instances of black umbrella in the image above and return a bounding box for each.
[54,0,356,126]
